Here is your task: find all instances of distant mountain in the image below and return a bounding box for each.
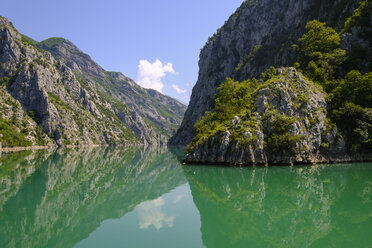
[0,16,186,147]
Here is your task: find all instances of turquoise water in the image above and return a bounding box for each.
[0,147,371,248]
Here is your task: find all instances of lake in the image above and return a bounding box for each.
[0,147,371,248]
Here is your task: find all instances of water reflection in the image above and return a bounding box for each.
[0,146,186,248]
[183,164,372,248]
[137,197,175,230]
[1,148,371,248]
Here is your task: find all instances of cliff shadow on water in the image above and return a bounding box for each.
[183,163,372,248]
[0,146,186,248]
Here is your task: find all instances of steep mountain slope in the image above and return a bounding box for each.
[37,37,186,145]
[169,0,362,146]
[0,17,186,147]
[181,0,371,165]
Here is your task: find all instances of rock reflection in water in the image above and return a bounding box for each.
[0,146,186,248]
[1,148,371,248]
[183,164,372,248]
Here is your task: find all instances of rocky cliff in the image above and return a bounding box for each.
[169,0,363,146]
[185,68,372,165]
[0,17,186,147]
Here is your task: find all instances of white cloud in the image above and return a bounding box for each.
[171,84,187,94]
[136,59,176,93]
[172,193,187,204]
[136,197,175,230]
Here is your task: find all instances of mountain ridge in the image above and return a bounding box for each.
[0,16,186,148]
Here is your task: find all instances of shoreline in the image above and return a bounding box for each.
[0,145,56,153]
[183,155,372,167]
[0,142,148,153]
[183,152,372,167]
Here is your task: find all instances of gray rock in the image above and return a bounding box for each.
[169,0,360,146]
[185,68,357,165]
[0,16,186,148]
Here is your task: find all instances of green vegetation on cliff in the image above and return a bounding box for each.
[189,67,312,156]
[191,77,259,148]
[293,20,346,82]
[190,13,371,154]
[0,115,32,147]
[342,0,371,34]
[294,19,372,152]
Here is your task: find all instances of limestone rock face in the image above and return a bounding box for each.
[37,37,186,146]
[0,17,186,147]
[38,38,106,81]
[185,68,372,165]
[169,0,360,146]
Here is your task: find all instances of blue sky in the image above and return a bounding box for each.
[1,0,243,104]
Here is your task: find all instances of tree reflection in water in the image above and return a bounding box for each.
[0,146,186,248]
[183,163,372,248]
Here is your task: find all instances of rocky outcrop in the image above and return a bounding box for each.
[0,17,186,147]
[169,0,361,146]
[185,68,372,165]
[37,38,106,81]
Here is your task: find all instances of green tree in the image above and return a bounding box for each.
[295,20,346,82]
[333,103,372,151]
[189,77,259,149]
[215,77,258,118]
[329,71,372,109]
